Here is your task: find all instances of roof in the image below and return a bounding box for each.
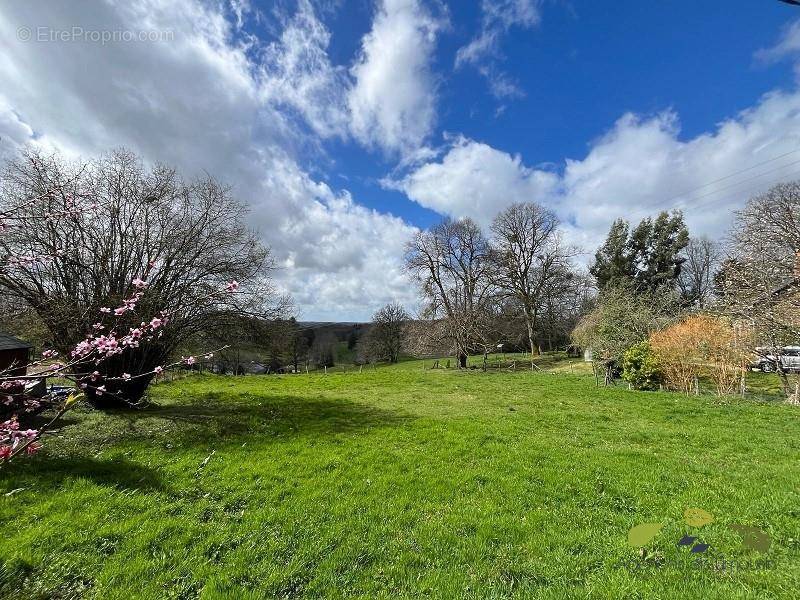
[0,332,33,351]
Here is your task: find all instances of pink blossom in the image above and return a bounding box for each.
[185,356,196,366]
[131,277,148,289]
[96,385,106,396]
[0,446,11,460]
[149,317,163,329]
[71,340,92,357]
[91,371,101,381]
[99,307,111,314]
[154,366,163,374]
[225,280,240,293]
[26,442,41,455]
[122,373,131,381]
[94,335,119,354]
[41,349,58,359]
[92,322,104,331]
[114,306,128,316]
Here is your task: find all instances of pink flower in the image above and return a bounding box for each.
[185,356,196,366]
[154,366,163,374]
[26,442,41,455]
[91,371,101,381]
[131,277,148,289]
[94,335,119,354]
[0,446,11,460]
[92,322,104,331]
[99,307,111,314]
[149,317,163,329]
[71,340,92,357]
[41,349,58,359]
[96,385,106,396]
[122,373,131,381]
[225,280,240,293]
[114,306,128,316]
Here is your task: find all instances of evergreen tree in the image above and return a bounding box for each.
[591,211,689,292]
[589,218,635,289]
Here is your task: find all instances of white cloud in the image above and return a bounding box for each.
[756,18,800,64]
[0,0,418,321]
[259,0,349,139]
[386,136,558,225]
[348,0,445,156]
[394,91,800,256]
[455,0,539,99]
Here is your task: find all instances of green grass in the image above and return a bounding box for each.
[1,357,799,598]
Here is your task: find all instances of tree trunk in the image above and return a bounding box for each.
[604,362,614,386]
[524,311,536,371]
[459,353,467,369]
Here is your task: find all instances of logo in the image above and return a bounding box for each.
[623,507,773,572]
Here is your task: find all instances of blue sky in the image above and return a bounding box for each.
[2,1,800,320]
[272,1,799,230]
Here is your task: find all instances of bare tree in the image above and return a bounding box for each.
[490,202,578,369]
[678,236,721,309]
[404,218,495,368]
[719,182,800,401]
[362,302,409,363]
[0,149,288,406]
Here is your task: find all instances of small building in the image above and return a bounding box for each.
[0,332,33,375]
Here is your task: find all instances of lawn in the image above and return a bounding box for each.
[1,358,799,599]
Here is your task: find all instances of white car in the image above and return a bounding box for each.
[754,346,800,373]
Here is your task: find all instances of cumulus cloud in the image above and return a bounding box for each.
[348,0,445,156]
[394,91,800,255]
[0,0,418,321]
[455,0,539,99]
[385,136,558,225]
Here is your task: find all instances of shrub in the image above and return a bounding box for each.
[649,314,749,396]
[622,342,663,390]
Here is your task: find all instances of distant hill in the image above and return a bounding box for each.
[297,322,369,336]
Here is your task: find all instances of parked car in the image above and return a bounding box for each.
[754,346,800,373]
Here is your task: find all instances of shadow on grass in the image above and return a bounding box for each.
[0,455,165,492]
[115,393,413,447]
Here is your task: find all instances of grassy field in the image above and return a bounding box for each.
[1,357,798,599]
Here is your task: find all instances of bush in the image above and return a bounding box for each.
[649,314,749,396]
[622,342,663,391]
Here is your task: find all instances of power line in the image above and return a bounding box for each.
[677,157,800,210]
[659,147,800,206]
[683,166,800,213]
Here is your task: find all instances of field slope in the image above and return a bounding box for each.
[1,361,799,598]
